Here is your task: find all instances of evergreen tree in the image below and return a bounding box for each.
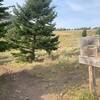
[7,0,59,62]
[0,0,10,51]
[96,28,100,36]
[82,29,87,37]
[0,0,9,37]
[96,28,100,46]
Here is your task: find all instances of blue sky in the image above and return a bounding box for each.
[3,0,100,28]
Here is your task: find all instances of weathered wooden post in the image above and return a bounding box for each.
[88,65,97,98]
[79,36,99,99]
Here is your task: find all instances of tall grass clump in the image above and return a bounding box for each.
[77,90,94,100]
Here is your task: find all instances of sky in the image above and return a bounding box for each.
[3,0,100,28]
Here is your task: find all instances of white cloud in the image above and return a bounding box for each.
[65,0,100,12]
[66,2,85,12]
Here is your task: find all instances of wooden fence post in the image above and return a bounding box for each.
[88,65,98,99]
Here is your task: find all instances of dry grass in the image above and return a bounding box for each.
[0,30,100,100]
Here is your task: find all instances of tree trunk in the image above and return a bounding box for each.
[28,49,35,63]
[32,48,35,60]
[28,35,36,63]
[47,51,54,60]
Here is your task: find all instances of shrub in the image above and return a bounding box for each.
[0,41,10,52]
[82,29,87,37]
[96,28,100,35]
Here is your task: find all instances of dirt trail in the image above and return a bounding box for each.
[0,65,100,100]
[0,70,60,100]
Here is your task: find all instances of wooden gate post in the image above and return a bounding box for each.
[88,65,98,99]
